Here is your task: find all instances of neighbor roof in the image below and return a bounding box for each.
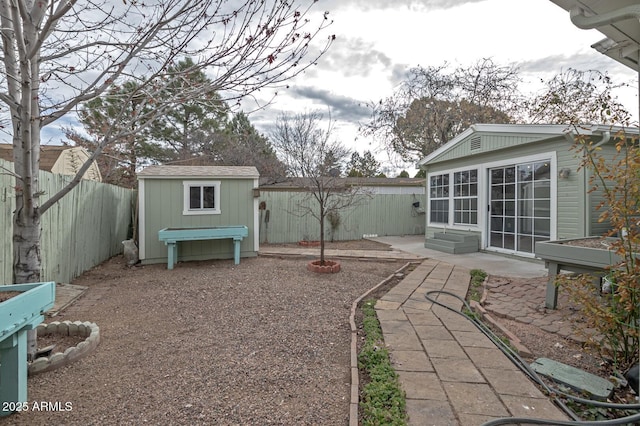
[137,165,259,179]
[0,144,71,172]
[259,176,425,189]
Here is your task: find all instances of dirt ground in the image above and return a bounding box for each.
[3,248,406,426]
[3,240,635,424]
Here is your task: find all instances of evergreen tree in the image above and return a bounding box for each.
[346,150,383,177]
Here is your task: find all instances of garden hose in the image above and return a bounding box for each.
[423,290,640,426]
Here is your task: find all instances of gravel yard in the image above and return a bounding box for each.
[3,253,406,426]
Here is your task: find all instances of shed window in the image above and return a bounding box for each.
[183,181,221,215]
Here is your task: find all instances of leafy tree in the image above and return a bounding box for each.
[414,169,426,178]
[361,59,521,162]
[361,60,632,164]
[271,111,370,264]
[559,127,639,368]
[1,0,333,359]
[347,150,383,177]
[397,170,410,178]
[149,57,230,161]
[216,112,286,179]
[65,81,171,188]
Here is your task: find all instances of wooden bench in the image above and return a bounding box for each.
[158,226,249,270]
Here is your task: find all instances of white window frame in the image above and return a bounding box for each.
[427,167,480,229]
[183,180,221,215]
[428,173,450,224]
[480,151,557,256]
[452,169,478,225]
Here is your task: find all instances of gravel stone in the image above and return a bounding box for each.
[4,254,404,426]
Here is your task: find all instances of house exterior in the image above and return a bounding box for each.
[0,144,102,181]
[257,177,426,243]
[137,165,260,265]
[417,124,637,257]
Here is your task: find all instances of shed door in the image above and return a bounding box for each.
[488,160,551,254]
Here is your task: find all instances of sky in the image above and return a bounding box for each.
[33,0,639,177]
[245,0,639,176]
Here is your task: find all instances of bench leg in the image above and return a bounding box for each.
[0,331,27,416]
[167,242,177,270]
[233,239,241,265]
[545,262,561,309]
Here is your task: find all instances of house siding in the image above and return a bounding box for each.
[587,144,619,237]
[423,135,587,248]
[140,177,257,264]
[431,133,551,163]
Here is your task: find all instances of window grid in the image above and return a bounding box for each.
[453,170,478,225]
[429,174,449,223]
[183,181,221,215]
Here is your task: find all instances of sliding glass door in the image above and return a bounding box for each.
[489,160,551,254]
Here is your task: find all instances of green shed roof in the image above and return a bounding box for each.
[138,165,259,179]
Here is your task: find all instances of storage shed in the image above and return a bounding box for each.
[137,165,260,266]
[417,124,638,257]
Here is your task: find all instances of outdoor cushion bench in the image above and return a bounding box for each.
[158,226,249,270]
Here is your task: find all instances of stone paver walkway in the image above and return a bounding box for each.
[377,259,569,425]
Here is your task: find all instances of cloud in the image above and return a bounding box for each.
[518,53,615,75]
[322,0,486,12]
[290,86,371,122]
[306,36,392,78]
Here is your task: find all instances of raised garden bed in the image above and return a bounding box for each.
[535,237,620,271]
[0,282,56,416]
[535,237,627,309]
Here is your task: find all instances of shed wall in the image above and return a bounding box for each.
[140,177,257,264]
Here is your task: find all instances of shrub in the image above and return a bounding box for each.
[557,129,639,369]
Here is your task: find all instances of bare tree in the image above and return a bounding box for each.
[271,111,370,264]
[0,0,333,358]
[525,68,631,125]
[360,59,522,162]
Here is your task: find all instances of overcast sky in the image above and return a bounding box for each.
[245,0,639,175]
[35,0,639,176]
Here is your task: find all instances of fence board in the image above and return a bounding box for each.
[258,190,425,244]
[1,158,134,285]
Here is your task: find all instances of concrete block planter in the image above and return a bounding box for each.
[298,240,320,247]
[28,321,100,375]
[307,260,341,273]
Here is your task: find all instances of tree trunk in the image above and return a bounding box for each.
[319,209,325,264]
[13,198,42,361]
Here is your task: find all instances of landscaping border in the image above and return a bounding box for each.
[348,262,416,426]
[28,321,100,375]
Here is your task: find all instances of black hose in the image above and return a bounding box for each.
[423,290,640,426]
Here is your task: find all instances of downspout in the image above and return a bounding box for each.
[565,130,610,237]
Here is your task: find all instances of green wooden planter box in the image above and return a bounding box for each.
[535,237,620,271]
[1,282,56,416]
[158,226,249,269]
[535,237,624,309]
